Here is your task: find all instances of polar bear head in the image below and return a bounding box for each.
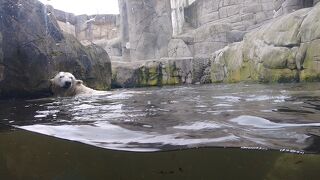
[50,72,83,96]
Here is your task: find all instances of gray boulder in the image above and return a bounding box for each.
[0,0,111,98]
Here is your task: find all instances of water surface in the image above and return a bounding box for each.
[1,83,320,153]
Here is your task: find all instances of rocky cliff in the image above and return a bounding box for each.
[0,0,111,98]
[211,2,320,83]
[112,0,320,87]
[118,0,173,61]
[170,0,315,59]
[1,0,318,94]
[52,8,120,56]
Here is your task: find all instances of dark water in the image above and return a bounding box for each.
[0,128,320,180]
[1,83,320,153]
[1,127,320,180]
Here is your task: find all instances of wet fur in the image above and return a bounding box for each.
[50,72,104,97]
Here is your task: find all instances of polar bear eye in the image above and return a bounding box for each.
[59,76,64,78]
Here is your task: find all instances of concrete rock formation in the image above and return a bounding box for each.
[0,0,111,98]
[51,8,120,57]
[1,0,319,95]
[112,0,320,87]
[0,32,3,82]
[168,39,192,58]
[171,0,315,59]
[211,2,320,83]
[118,0,173,61]
[112,58,193,88]
[113,0,316,87]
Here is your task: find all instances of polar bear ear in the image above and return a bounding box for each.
[76,80,83,85]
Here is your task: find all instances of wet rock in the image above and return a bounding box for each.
[111,61,142,88]
[0,0,111,98]
[112,58,195,88]
[300,39,320,81]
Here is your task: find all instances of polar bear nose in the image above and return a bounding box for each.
[63,81,72,89]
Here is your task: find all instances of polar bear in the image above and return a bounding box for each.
[50,72,108,97]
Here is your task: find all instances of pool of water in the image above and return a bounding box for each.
[1,83,320,153]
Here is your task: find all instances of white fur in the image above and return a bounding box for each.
[50,72,109,97]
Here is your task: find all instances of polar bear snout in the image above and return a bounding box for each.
[63,81,72,89]
[51,72,76,89]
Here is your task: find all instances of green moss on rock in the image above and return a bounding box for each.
[162,61,181,85]
[300,40,320,82]
[259,68,299,83]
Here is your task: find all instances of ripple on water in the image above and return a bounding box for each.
[212,96,241,102]
[34,110,60,118]
[2,83,320,153]
[230,115,320,129]
[173,121,222,130]
[20,123,239,152]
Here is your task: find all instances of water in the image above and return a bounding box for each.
[1,128,320,180]
[1,83,320,153]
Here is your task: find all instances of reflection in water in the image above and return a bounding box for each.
[230,115,320,128]
[1,83,320,153]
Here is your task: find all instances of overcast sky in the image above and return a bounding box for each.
[39,0,119,15]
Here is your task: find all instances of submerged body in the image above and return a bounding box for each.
[50,72,109,97]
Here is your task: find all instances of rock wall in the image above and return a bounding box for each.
[112,58,194,88]
[171,0,194,36]
[0,0,111,98]
[0,32,3,82]
[178,0,313,31]
[118,0,131,61]
[167,0,318,59]
[211,3,320,83]
[51,8,120,56]
[118,0,173,61]
[179,0,307,59]
[113,0,320,87]
[273,0,314,17]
